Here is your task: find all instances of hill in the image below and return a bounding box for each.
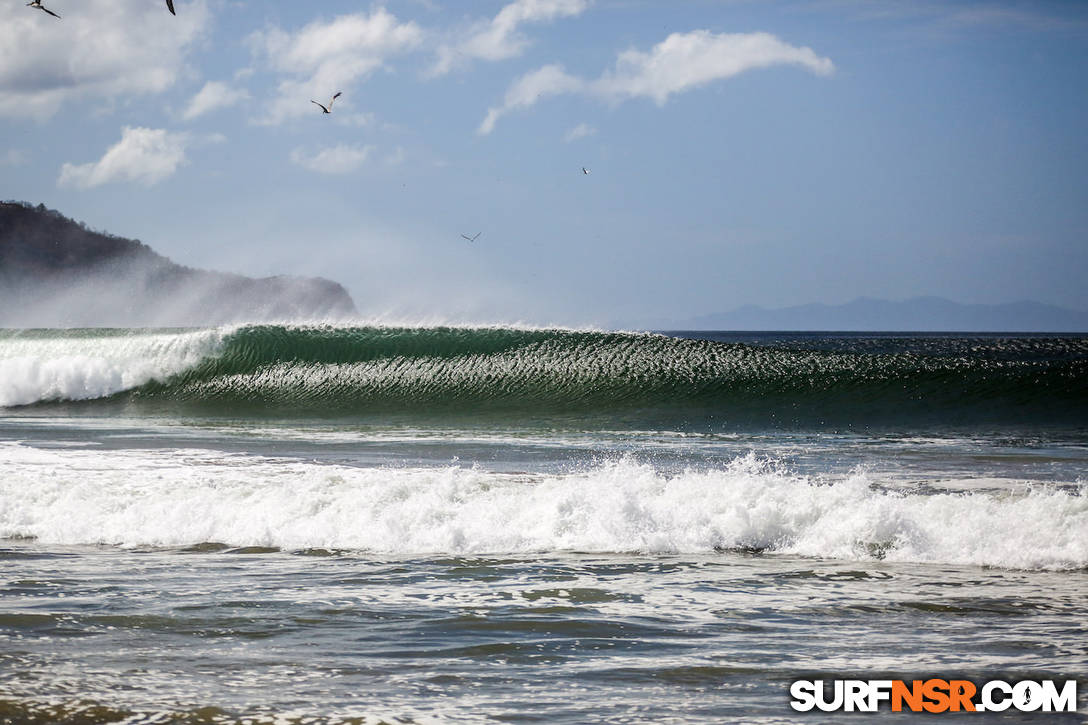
[0,201,357,327]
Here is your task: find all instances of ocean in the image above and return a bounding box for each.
[0,325,1086,723]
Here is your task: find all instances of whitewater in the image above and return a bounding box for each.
[1,324,1086,723]
[0,327,226,407]
[2,443,1085,570]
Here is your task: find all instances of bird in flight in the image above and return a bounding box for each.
[582,167,590,175]
[311,92,342,114]
[27,1,60,19]
[460,232,482,242]
[166,0,175,15]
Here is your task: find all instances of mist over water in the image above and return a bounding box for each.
[0,201,358,327]
[0,270,357,327]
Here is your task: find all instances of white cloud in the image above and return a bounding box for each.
[182,81,248,121]
[290,144,374,174]
[564,122,595,142]
[0,0,209,120]
[250,9,422,125]
[58,127,189,189]
[432,0,590,76]
[479,30,834,134]
[598,30,834,104]
[479,64,584,135]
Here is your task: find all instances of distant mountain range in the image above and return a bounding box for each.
[0,201,357,327]
[671,296,1088,332]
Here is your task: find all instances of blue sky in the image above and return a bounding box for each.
[1,0,1086,326]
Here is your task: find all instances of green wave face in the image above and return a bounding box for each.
[116,325,1088,426]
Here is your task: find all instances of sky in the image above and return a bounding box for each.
[1,0,1086,327]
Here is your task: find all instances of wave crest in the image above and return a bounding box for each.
[1,325,1085,425]
[0,328,225,407]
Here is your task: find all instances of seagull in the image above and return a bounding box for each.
[311,92,342,114]
[166,0,175,14]
[582,167,590,175]
[27,1,61,19]
[460,232,481,242]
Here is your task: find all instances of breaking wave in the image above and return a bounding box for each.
[1,324,1086,425]
[0,327,225,408]
[0,444,1084,571]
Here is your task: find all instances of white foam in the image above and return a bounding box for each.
[0,329,225,407]
[0,444,1084,570]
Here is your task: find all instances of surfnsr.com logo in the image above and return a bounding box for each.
[790,679,1078,713]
